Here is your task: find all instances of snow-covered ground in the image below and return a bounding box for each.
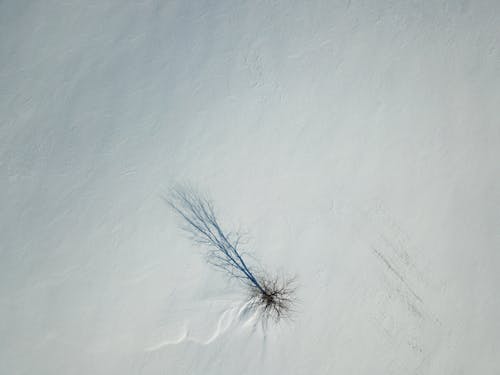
[1,1,499,374]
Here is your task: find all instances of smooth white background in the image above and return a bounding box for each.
[1,1,499,373]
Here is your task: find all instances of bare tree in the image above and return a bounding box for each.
[167,186,295,323]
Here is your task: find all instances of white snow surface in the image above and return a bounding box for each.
[1,1,499,374]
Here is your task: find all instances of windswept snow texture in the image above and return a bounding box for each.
[1,1,499,374]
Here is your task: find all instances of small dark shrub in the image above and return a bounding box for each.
[167,186,296,324]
